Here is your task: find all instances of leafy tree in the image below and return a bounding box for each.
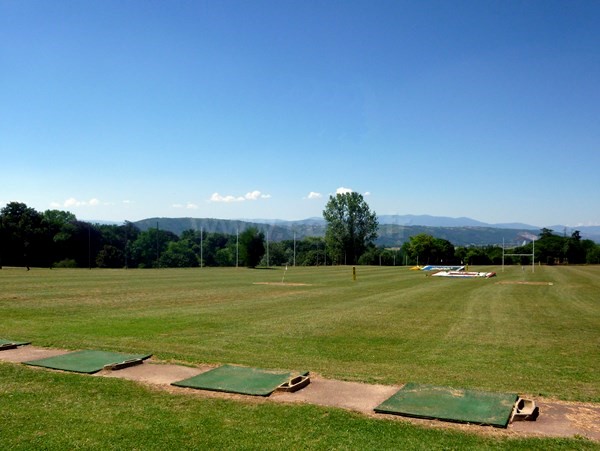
[42,209,77,265]
[202,232,231,266]
[402,233,434,265]
[357,246,381,265]
[238,227,265,268]
[402,234,456,265]
[586,242,600,264]
[159,240,199,267]
[96,245,125,268]
[432,237,455,264]
[215,247,235,266]
[67,221,104,268]
[536,229,566,264]
[129,228,178,268]
[297,237,326,266]
[119,221,141,268]
[261,241,289,266]
[323,192,378,265]
[1,202,45,267]
[564,230,586,264]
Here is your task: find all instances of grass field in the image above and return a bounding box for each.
[1,265,599,449]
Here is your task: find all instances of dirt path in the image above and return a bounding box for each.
[2,346,598,441]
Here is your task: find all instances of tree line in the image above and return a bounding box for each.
[0,202,341,269]
[399,229,600,266]
[1,202,598,269]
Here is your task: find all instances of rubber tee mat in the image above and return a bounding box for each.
[172,364,308,397]
[375,382,518,428]
[24,350,152,374]
[0,339,31,350]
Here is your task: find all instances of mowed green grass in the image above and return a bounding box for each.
[1,265,599,401]
[1,265,599,449]
[2,363,596,451]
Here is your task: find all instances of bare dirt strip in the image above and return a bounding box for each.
[2,346,598,441]
[253,282,312,286]
[495,281,554,286]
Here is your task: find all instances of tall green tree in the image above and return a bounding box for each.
[129,228,178,268]
[239,227,265,268]
[0,202,45,267]
[323,192,378,265]
[536,229,566,264]
[564,230,586,264]
[402,234,456,265]
[159,240,199,268]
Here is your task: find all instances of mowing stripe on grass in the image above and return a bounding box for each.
[375,382,518,428]
[172,364,307,397]
[24,350,152,374]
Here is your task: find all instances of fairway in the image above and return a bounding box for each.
[2,265,600,448]
[1,265,599,402]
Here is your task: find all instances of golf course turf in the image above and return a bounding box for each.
[1,265,599,448]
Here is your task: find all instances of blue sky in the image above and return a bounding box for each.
[2,0,599,226]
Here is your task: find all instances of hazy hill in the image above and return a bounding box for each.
[376,215,538,230]
[133,216,568,246]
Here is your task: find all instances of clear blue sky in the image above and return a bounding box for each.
[2,0,599,227]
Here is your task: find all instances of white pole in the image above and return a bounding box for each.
[502,238,505,272]
[236,227,239,268]
[200,226,203,269]
[532,239,535,273]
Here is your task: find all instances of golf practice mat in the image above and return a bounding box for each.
[374,382,519,428]
[24,350,152,374]
[172,364,310,396]
[0,339,31,350]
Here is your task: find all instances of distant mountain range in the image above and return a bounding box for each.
[133,215,600,246]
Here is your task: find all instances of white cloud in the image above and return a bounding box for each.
[245,191,261,200]
[364,191,371,197]
[244,190,271,200]
[307,192,322,199]
[210,193,244,203]
[210,191,271,203]
[59,197,102,208]
[173,202,200,209]
[64,197,80,207]
[51,197,110,209]
[336,187,353,194]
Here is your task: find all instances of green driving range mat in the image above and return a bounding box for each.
[172,364,305,396]
[23,350,152,374]
[375,382,518,428]
[0,339,31,349]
